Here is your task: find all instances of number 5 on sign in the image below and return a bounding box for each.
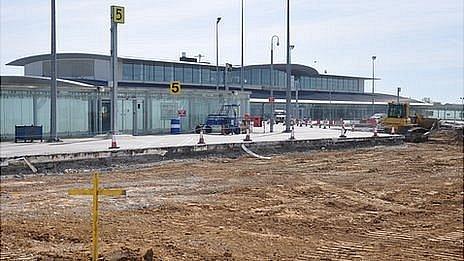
[111,6,125,23]
[170,81,181,95]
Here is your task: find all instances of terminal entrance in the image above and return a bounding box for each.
[101,100,111,133]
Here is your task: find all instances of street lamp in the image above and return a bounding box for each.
[289,45,297,120]
[397,87,401,104]
[241,0,244,92]
[285,0,291,132]
[216,17,222,91]
[49,0,59,142]
[270,35,279,133]
[371,55,376,116]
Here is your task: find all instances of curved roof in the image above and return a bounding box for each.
[7,53,375,80]
[244,63,319,77]
[250,89,424,104]
[7,53,110,66]
[0,75,96,90]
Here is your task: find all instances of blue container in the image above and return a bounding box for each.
[170,118,181,134]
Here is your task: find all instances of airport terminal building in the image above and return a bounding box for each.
[1,53,431,139]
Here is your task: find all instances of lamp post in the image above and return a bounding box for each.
[289,45,297,120]
[397,87,401,104]
[216,17,222,91]
[371,55,376,116]
[241,0,244,92]
[460,97,463,120]
[270,35,279,133]
[49,0,58,142]
[285,0,291,132]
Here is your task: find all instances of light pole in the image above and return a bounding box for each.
[241,0,244,92]
[397,87,401,104]
[216,17,222,91]
[371,55,376,116]
[49,0,58,142]
[290,45,297,120]
[270,35,279,133]
[459,97,463,120]
[285,0,291,132]
[224,63,232,91]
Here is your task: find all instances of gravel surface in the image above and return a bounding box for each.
[1,142,462,260]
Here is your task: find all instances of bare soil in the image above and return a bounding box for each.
[1,142,463,260]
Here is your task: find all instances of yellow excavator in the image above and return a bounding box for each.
[381,102,438,142]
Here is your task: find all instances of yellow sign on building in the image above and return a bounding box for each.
[169,81,181,95]
[111,6,125,24]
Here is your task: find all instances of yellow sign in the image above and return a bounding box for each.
[111,6,125,24]
[169,81,181,94]
[68,173,126,261]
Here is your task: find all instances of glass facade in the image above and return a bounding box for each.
[121,61,365,93]
[0,85,249,139]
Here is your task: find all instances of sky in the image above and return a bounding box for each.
[1,0,463,103]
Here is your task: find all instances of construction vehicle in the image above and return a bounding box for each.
[381,102,438,142]
[195,104,242,135]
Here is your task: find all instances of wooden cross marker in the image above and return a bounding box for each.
[68,173,126,261]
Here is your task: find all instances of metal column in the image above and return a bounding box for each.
[110,20,118,136]
[270,48,274,132]
[285,0,291,132]
[49,0,58,141]
[241,0,244,92]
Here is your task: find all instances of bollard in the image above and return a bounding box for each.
[318,119,321,128]
[391,126,395,134]
[373,125,378,137]
[323,119,327,129]
[289,125,295,140]
[108,133,119,149]
[310,119,313,128]
[198,129,205,145]
[351,124,355,132]
[243,127,252,142]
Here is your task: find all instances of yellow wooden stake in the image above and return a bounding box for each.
[68,173,126,261]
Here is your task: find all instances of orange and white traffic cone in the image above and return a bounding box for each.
[243,128,252,142]
[198,129,205,145]
[109,133,119,149]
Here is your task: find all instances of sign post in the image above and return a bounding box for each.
[109,5,125,148]
[68,173,126,261]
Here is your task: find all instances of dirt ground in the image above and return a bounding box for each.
[1,141,463,260]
